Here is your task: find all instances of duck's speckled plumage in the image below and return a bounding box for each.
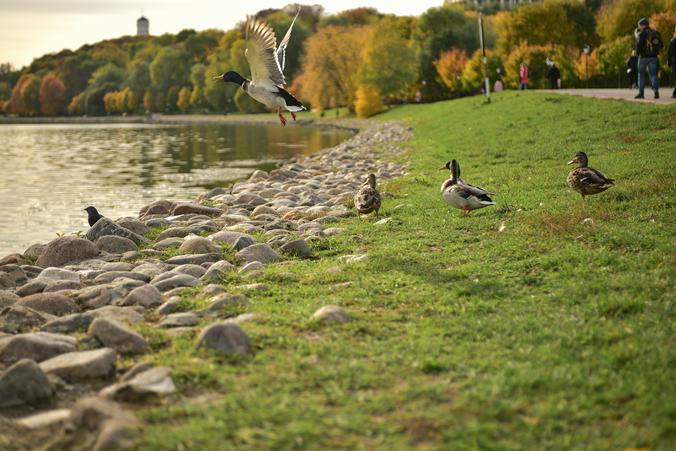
[566,152,614,198]
[354,174,381,215]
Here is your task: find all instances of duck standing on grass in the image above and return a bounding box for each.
[213,10,306,126]
[567,151,615,199]
[440,160,496,216]
[354,174,381,217]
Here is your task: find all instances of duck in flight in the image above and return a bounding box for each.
[213,10,306,126]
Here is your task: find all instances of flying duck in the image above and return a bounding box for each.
[213,11,306,126]
[440,160,496,216]
[354,174,382,217]
[567,151,614,198]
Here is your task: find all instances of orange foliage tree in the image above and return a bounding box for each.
[355,85,384,118]
[39,73,66,116]
[10,74,41,115]
[434,48,468,94]
[575,51,600,82]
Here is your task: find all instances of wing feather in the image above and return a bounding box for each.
[276,9,300,72]
[245,17,285,87]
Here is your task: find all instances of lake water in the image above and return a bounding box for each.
[0,122,352,256]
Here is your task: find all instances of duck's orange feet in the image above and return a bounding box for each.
[278,112,287,126]
[291,111,297,121]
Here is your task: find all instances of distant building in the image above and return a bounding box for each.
[445,0,542,9]
[137,16,149,36]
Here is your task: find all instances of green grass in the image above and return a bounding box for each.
[136,92,675,450]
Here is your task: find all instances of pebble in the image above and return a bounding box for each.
[100,367,175,401]
[311,305,351,323]
[151,273,199,292]
[16,409,71,429]
[159,312,200,328]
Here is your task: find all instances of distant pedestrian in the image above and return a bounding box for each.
[634,17,663,99]
[519,63,529,90]
[668,26,676,98]
[494,68,504,92]
[547,61,561,89]
[626,50,638,89]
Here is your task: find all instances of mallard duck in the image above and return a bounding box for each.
[354,174,381,216]
[213,10,306,126]
[440,160,495,216]
[567,151,614,198]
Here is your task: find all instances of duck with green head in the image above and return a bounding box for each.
[440,160,496,216]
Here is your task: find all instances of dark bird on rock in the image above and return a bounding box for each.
[213,9,306,126]
[354,173,382,217]
[567,151,615,199]
[84,206,103,227]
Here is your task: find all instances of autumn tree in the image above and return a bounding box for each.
[177,87,191,112]
[39,73,66,116]
[10,74,41,115]
[504,43,576,89]
[359,17,419,101]
[575,50,600,82]
[300,25,366,112]
[596,0,669,42]
[596,36,634,86]
[355,85,384,118]
[461,49,504,93]
[650,10,676,74]
[434,48,468,94]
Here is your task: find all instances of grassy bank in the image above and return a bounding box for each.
[137,92,675,450]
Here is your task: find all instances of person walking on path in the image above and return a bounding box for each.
[635,17,663,99]
[519,63,529,90]
[547,60,561,89]
[626,50,638,89]
[668,26,676,98]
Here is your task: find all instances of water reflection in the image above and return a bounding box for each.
[0,122,352,255]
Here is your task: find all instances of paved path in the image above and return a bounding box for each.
[546,88,676,105]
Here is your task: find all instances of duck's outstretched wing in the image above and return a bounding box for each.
[276,9,300,72]
[245,17,285,88]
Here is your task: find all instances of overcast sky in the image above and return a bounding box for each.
[1,0,443,69]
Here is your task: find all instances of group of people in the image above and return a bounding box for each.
[628,18,676,99]
[496,18,676,98]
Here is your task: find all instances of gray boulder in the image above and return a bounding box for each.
[0,359,53,407]
[311,305,351,324]
[89,318,149,355]
[196,322,252,356]
[0,305,55,333]
[41,312,94,333]
[96,236,139,254]
[178,237,222,255]
[172,202,223,216]
[0,332,76,363]
[17,292,80,316]
[36,236,100,268]
[151,273,199,292]
[100,367,175,401]
[122,284,163,308]
[235,244,281,265]
[201,260,236,282]
[116,218,149,236]
[279,239,312,258]
[159,312,199,328]
[39,348,117,380]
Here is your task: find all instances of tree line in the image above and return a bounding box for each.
[0,0,673,118]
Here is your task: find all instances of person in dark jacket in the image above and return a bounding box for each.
[547,60,561,89]
[668,26,676,98]
[635,17,662,99]
[626,50,638,89]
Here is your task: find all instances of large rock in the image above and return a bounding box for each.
[122,284,163,308]
[311,305,351,324]
[279,239,312,258]
[172,202,223,216]
[0,359,53,407]
[40,348,117,380]
[235,244,281,265]
[36,236,100,268]
[151,273,199,292]
[178,237,222,255]
[86,217,148,245]
[100,367,175,401]
[196,322,252,356]
[42,279,82,293]
[41,312,94,333]
[0,332,76,363]
[201,260,236,282]
[17,292,80,316]
[96,236,139,254]
[116,218,149,236]
[0,305,55,333]
[89,318,149,355]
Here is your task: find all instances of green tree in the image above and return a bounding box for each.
[359,17,419,101]
[461,49,504,93]
[126,60,151,98]
[597,36,634,86]
[166,86,180,113]
[89,63,125,88]
[177,87,191,112]
[189,63,208,109]
[150,47,190,91]
[597,0,668,42]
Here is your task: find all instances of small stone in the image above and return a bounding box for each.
[16,409,71,429]
[311,305,351,323]
[153,237,185,251]
[41,312,94,333]
[93,271,149,284]
[122,284,163,308]
[374,217,392,225]
[96,235,139,254]
[151,273,199,292]
[36,236,100,268]
[206,293,250,312]
[156,227,190,241]
[121,362,153,382]
[237,283,269,292]
[172,264,207,278]
[24,243,47,261]
[0,305,55,333]
[201,284,228,296]
[165,253,221,265]
[0,291,19,309]
[0,332,76,363]
[140,199,175,216]
[0,359,53,407]
[102,262,134,272]
[208,231,256,249]
[100,367,175,401]
[323,227,346,236]
[252,205,280,217]
[172,202,223,216]
[156,298,182,316]
[39,348,117,380]
[239,261,264,273]
[0,253,29,266]
[43,279,82,292]
[581,217,594,225]
[86,217,148,245]
[279,239,312,258]
[89,306,144,324]
[16,279,47,297]
[235,244,281,265]
[17,292,80,316]
[132,262,167,279]
[0,264,28,286]
[89,318,149,355]
[116,219,149,236]
[69,396,139,451]
[0,272,14,288]
[201,260,236,282]
[196,322,252,356]
[178,237,222,255]
[341,254,369,263]
[159,312,199,328]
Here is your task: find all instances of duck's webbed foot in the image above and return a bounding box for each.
[277,108,287,126]
[291,111,297,121]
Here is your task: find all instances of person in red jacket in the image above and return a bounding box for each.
[519,63,529,90]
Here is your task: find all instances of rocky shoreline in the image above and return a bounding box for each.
[0,120,410,450]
